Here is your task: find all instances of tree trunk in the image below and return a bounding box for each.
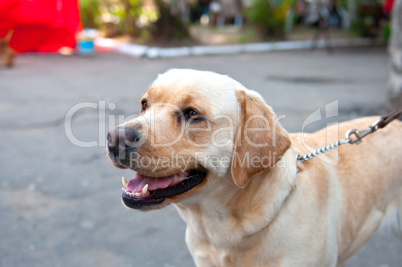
[387,0,402,113]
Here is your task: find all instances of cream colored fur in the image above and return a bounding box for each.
[117,69,402,266]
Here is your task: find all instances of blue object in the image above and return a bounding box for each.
[77,40,95,55]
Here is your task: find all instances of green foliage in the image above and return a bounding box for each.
[150,0,190,43]
[103,0,143,36]
[237,28,258,43]
[80,0,101,28]
[246,0,293,39]
[98,0,159,38]
[350,0,386,37]
[384,22,391,40]
[80,0,189,43]
[337,0,349,10]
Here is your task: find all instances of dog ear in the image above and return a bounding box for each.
[231,90,291,188]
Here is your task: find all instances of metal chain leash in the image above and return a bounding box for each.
[296,107,402,164]
[296,137,351,163]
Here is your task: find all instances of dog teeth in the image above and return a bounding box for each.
[142,184,149,195]
[122,177,127,187]
[122,183,150,198]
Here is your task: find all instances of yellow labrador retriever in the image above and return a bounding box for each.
[107,69,402,267]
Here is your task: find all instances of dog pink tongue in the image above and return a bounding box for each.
[125,172,189,193]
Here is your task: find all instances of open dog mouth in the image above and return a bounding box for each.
[121,169,207,209]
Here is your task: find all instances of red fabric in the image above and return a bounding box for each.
[385,0,394,14]
[0,0,82,52]
[0,0,20,33]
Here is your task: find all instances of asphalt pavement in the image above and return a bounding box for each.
[0,47,401,267]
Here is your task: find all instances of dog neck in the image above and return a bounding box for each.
[175,149,298,248]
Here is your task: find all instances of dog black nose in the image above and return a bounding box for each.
[107,127,141,158]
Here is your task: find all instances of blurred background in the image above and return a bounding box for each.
[1,0,402,266]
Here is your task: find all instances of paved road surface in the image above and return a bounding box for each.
[0,47,401,267]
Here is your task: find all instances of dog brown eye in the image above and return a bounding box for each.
[184,109,200,121]
[141,100,147,112]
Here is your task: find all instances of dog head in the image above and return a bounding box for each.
[107,69,290,210]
